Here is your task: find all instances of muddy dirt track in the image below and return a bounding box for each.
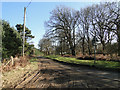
[15,56,120,88]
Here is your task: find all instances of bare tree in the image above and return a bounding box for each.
[38,38,52,55]
[40,2,119,57]
[88,3,115,55]
[45,6,79,56]
[78,7,92,55]
[104,2,120,56]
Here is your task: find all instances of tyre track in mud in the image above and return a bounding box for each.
[15,56,120,88]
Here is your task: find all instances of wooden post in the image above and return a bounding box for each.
[11,56,14,66]
[23,7,26,57]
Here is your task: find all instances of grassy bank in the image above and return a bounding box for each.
[2,61,38,88]
[45,55,120,71]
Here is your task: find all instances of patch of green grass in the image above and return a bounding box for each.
[29,57,38,62]
[45,55,120,70]
[34,49,43,56]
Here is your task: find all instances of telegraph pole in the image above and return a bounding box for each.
[23,7,26,57]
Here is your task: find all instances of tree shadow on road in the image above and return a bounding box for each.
[38,67,119,88]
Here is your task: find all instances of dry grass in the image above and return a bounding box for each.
[76,54,120,61]
[2,56,30,72]
[2,61,38,88]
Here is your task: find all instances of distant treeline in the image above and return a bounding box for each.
[39,2,120,56]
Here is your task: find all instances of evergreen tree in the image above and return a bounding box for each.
[2,20,22,58]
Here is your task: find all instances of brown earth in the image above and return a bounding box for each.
[7,56,119,88]
[11,58,120,88]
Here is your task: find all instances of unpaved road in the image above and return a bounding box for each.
[15,57,120,88]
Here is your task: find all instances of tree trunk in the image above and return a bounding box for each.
[61,40,63,56]
[67,33,76,56]
[87,34,91,55]
[71,47,76,56]
[118,36,120,56]
[102,42,105,56]
[73,28,76,56]
[82,37,85,55]
[88,45,91,55]
[61,46,63,56]
[117,22,120,56]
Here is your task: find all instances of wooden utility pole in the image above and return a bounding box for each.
[23,7,26,57]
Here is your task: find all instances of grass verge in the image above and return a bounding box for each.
[2,61,38,88]
[45,55,120,71]
[2,57,39,88]
[34,49,44,56]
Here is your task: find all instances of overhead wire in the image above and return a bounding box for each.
[26,0,32,8]
[25,0,32,27]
